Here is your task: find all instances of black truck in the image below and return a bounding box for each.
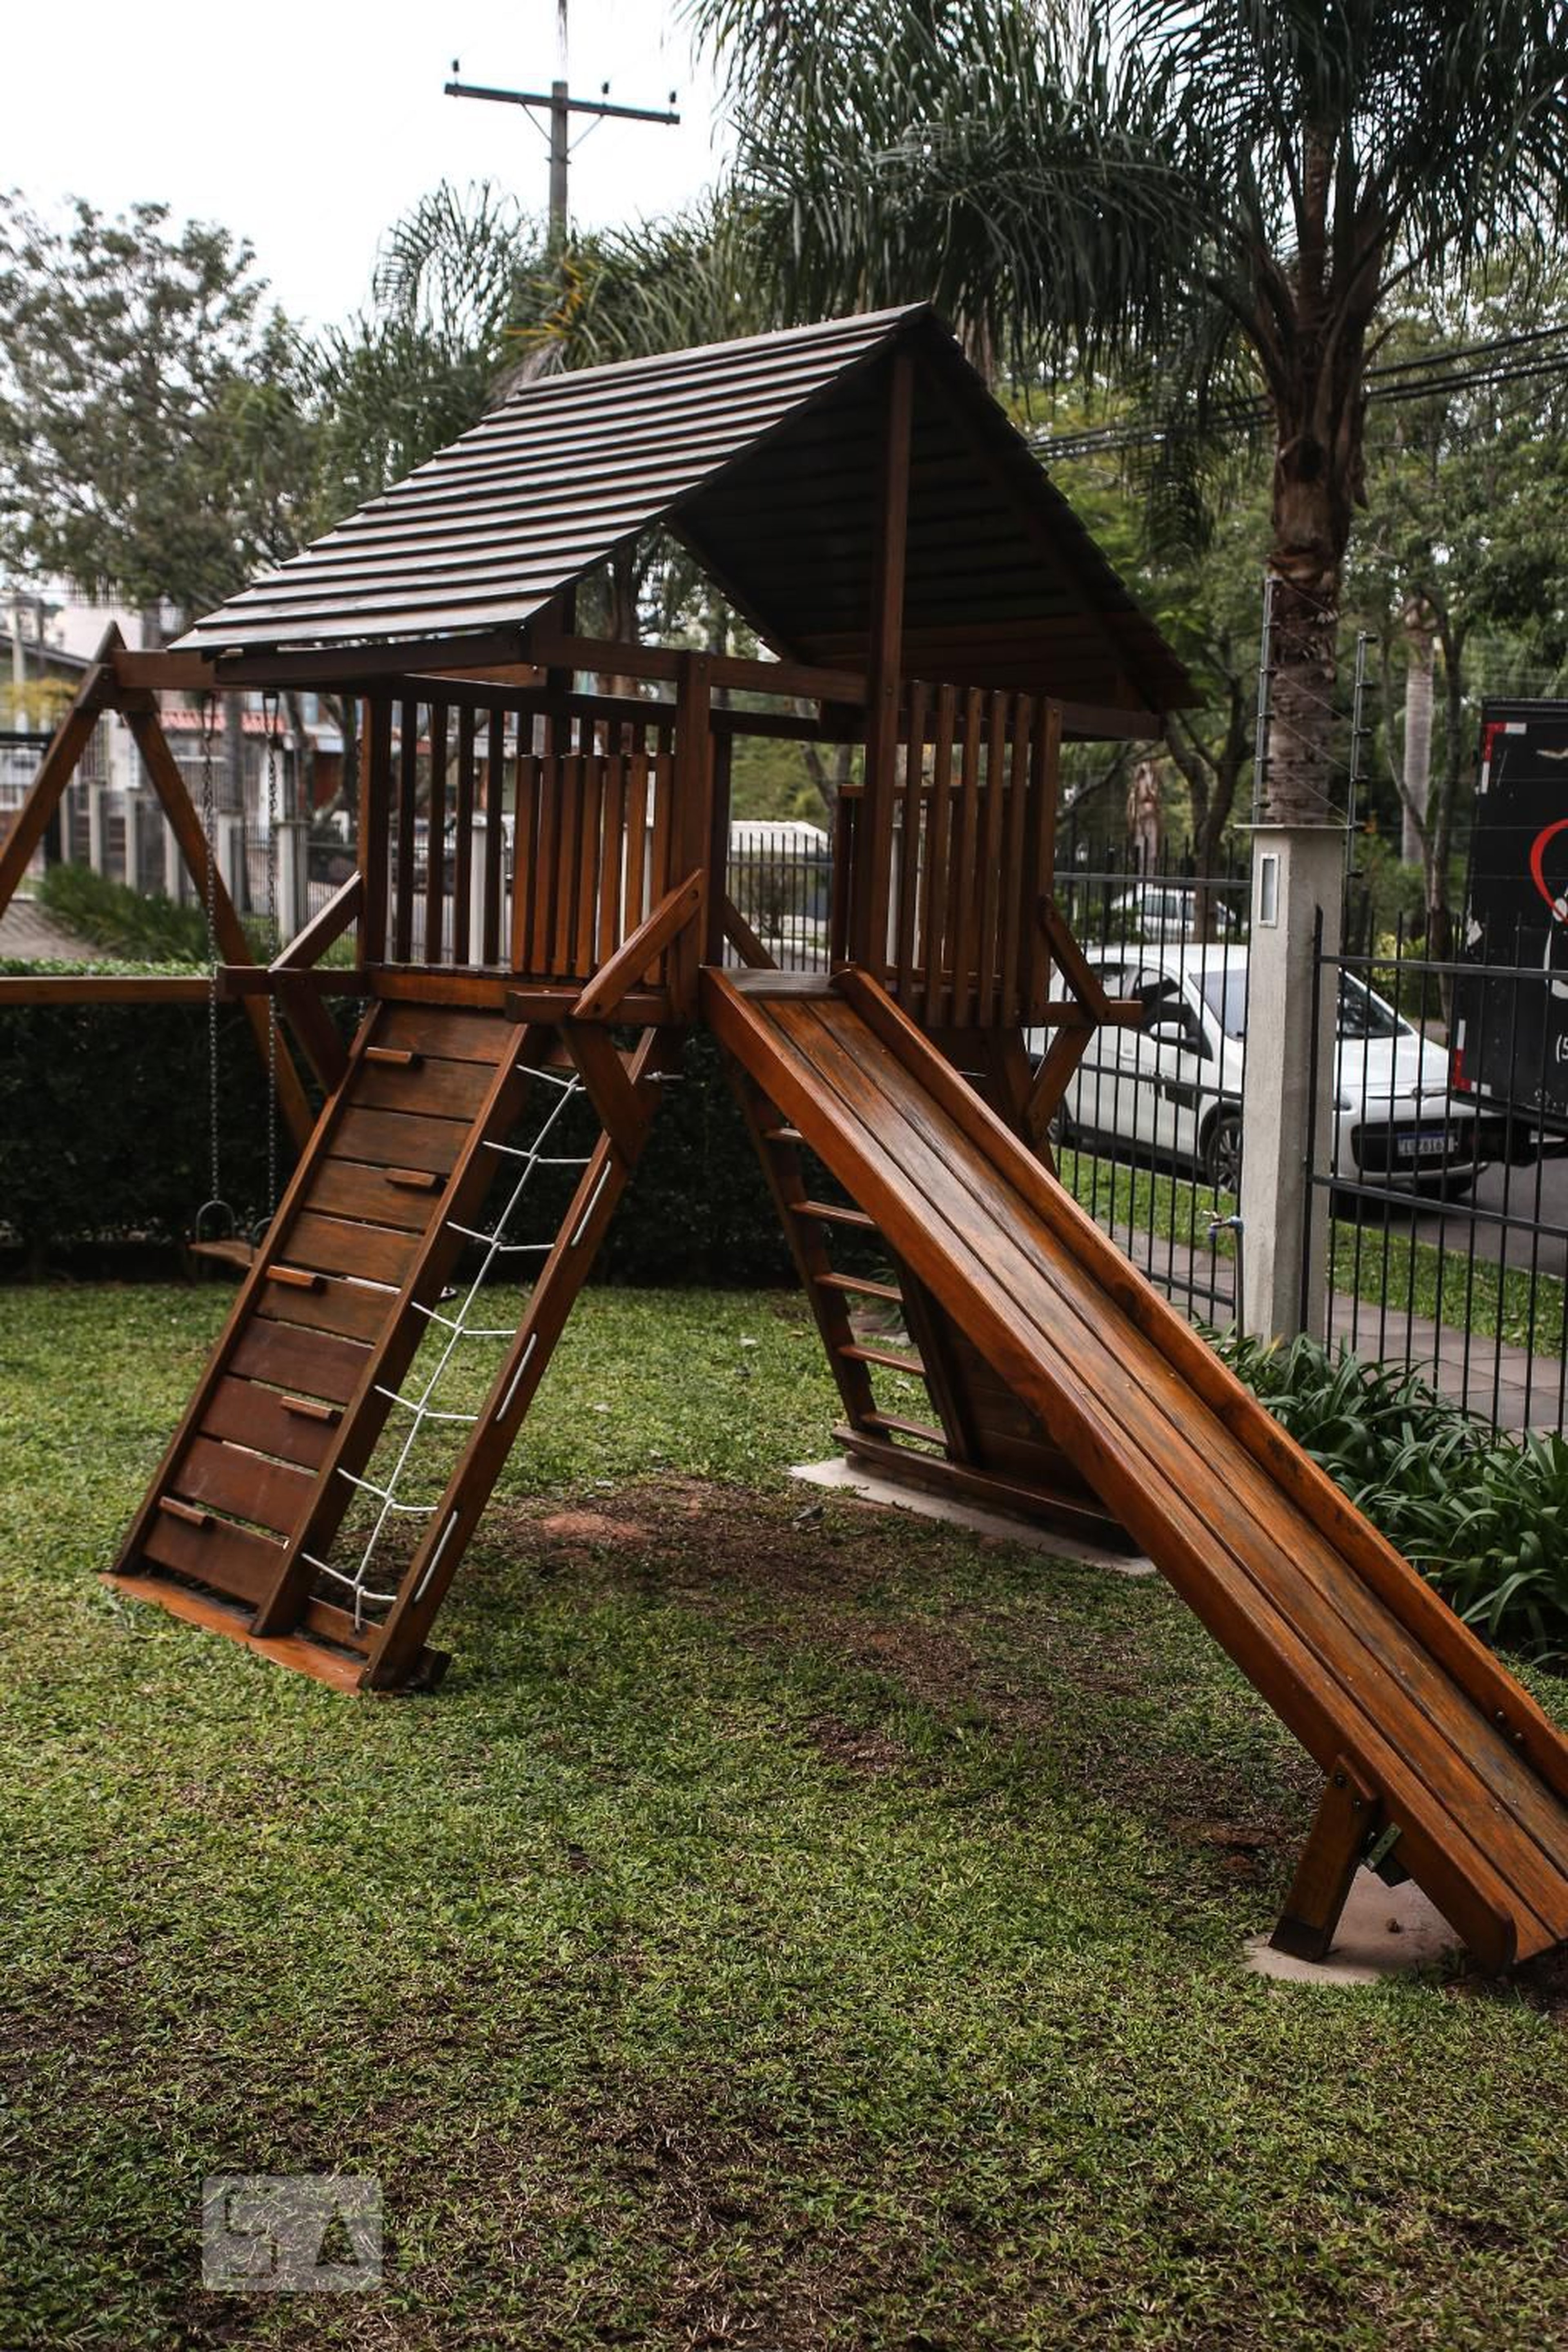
[1453,697,1568,1145]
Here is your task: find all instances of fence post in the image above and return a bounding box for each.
[218,813,245,910]
[163,814,183,902]
[1239,824,1346,1341]
[122,792,141,893]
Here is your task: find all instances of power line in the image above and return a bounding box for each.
[1036,325,1568,462]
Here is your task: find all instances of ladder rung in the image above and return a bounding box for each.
[792,1198,875,1230]
[863,1411,946,1446]
[815,1272,902,1304]
[365,1046,421,1069]
[158,1494,212,1530]
[282,1394,340,1424]
[840,1343,927,1378]
[764,1124,804,1144]
[386,1167,441,1193]
[265,1265,325,1293]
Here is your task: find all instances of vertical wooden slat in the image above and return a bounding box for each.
[483,708,506,966]
[920,686,957,1026]
[894,682,927,998]
[949,688,986,1029]
[510,751,539,972]
[598,752,626,962]
[623,727,649,933]
[573,753,605,976]
[451,704,477,964]
[648,739,674,916]
[850,348,913,972]
[1024,700,1063,1020]
[974,690,1009,1027]
[530,754,559,978]
[358,693,391,967]
[423,700,448,965]
[998,695,1034,1026]
[706,730,733,966]
[552,752,584,976]
[393,697,418,962]
[831,792,856,969]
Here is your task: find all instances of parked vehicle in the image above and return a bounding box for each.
[1104,882,1239,943]
[1028,945,1497,1198]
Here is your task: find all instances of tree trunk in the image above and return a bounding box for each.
[1263,508,1341,826]
[1400,605,1434,864]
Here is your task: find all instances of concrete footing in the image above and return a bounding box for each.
[1245,1869,1461,1984]
[789,1456,1155,1575]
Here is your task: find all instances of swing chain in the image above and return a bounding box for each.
[263,690,281,1221]
[200,694,222,1211]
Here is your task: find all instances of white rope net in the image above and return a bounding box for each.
[303,1056,595,1630]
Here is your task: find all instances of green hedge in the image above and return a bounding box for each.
[0,967,798,1283]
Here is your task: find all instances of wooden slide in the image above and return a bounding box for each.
[704,963,1568,1972]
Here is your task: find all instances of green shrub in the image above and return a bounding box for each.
[36,862,271,964]
[0,970,797,1284]
[1217,1329,1568,1663]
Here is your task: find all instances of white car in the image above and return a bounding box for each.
[1106,883,1238,943]
[1028,944,1492,1197]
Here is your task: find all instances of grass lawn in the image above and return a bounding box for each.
[1056,1144,1568,1357]
[5,1280,1568,2350]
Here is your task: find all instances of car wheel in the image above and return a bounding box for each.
[1203,1110,1243,1196]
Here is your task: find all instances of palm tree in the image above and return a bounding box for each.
[684,0,1568,820]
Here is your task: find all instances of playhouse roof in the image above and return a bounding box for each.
[178,305,1190,710]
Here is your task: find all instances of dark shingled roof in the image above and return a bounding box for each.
[178,305,1191,711]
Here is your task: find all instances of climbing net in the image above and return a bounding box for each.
[301,1056,596,1630]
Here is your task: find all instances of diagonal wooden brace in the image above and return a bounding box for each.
[1270,1755,1383,1963]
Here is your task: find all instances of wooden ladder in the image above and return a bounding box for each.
[109,1001,670,1690]
[732,1067,1125,1544]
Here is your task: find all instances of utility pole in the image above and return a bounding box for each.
[445,22,679,247]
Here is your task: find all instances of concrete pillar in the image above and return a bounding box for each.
[468,815,489,959]
[86,782,105,875]
[163,816,183,903]
[123,793,141,893]
[1238,824,1346,1344]
[218,813,246,909]
[276,817,308,942]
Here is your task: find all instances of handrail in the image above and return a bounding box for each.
[570,870,703,1022]
[720,895,778,972]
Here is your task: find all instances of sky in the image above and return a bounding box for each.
[6,1,731,332]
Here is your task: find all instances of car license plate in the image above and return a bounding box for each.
[1394,1131,1450,1159]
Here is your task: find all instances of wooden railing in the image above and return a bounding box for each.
[359,691,680,991]
[834,683,1061,1027]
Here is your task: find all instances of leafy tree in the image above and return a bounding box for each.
[0,194,310,621]
[686,0,1568,822]
[1346,270,1568,949]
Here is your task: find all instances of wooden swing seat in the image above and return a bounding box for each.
[187,1236,256,1274]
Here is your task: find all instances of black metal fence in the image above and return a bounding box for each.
[1306,913,1567,1435]
[1049,847,1253,1324]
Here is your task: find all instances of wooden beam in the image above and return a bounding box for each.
[524,630,870,707]
[203,626,531,689]
[0,624,124,919]
[670,655,714,1020]
[720,895,777,971]
[850,350,913,971]
[569,870,702,1022]
[0,973,211,1004]
[112,647,219,694]
[124,703,314,1152]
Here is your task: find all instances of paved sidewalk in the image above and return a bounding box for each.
[0,894,86,961]
[1123,1227,1563,1434]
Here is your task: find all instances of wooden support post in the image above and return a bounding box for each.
[705,729,733,967]
[850,348,913,974]
[670,653,713,1018]
[0,624,121,917]
[359,693,391,965]
[1270,1757,1381,1963]
[124,703,314,1152]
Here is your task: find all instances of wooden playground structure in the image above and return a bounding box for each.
[7,304,1568,1974]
